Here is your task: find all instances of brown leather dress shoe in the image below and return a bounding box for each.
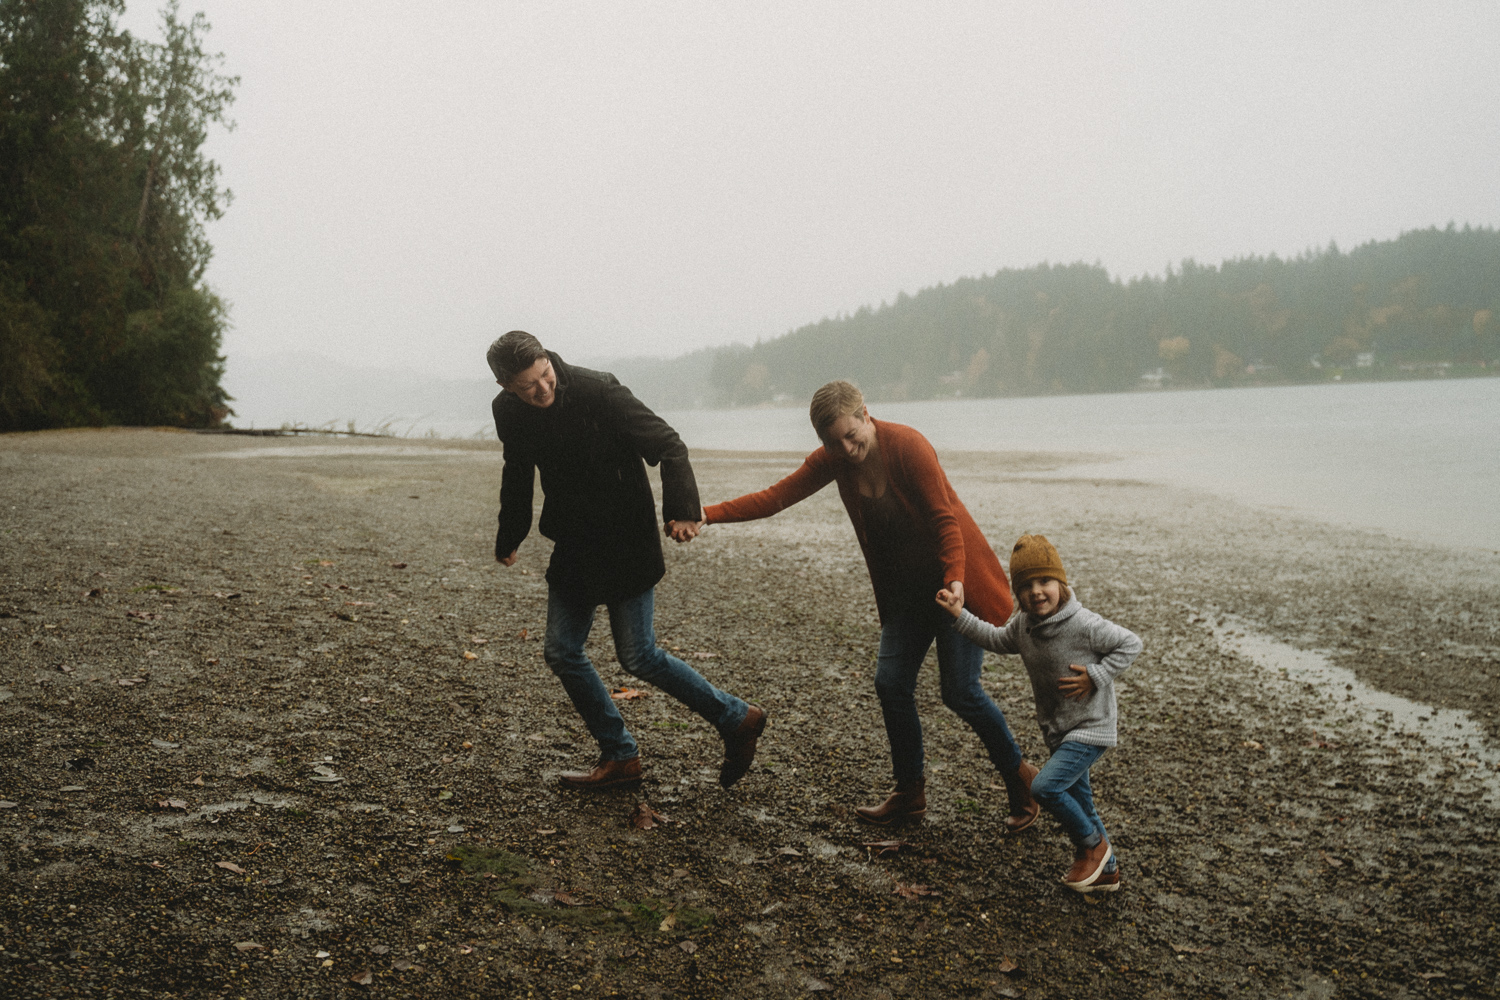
[559,756,642,790]
[1063,836,1113,892]
[1002,759,1040,834]
[855,778,927,826]
[720,706,767,788]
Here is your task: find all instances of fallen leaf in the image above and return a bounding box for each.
[864,840,908,858]
[58,664,75,674]
[630,803,669,830]
[191,774,204,786]
[610,687,649,700]
[116,677,146,687]
[151,739,180,749]
[216,861,247,875]
[458,945,474,954]
[462,741,473,748]
[1420,972,1447,980]
[1241,740,1263,750]
[678,940,697,954]
[0,801,17,809]
[59,785,85,793]
[315,950,331,959]
[318,560,335,566]
[125,610,160,621]
[1321,852,1344,868]
[369,945,390,955]
[659,912,677,932]
[998,956,1020,974]
[518,628,529,641]
[1170,943,1210,954]
[537,827,557,835]
[462,651,478,660]
[804,976,833,991]
[893,882,940,900]
[553,892,584,907]
[233,941,264,952]
[692,651,718,659]
[392,959,417,971]
[437,790,453,800]
[349,970,373,985]
[777,846,804,858]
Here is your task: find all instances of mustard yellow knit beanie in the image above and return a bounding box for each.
[1009,534,1067,588]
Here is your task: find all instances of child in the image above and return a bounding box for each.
[936,534,1142,893]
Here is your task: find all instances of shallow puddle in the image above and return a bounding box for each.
[1214,621,1500,805]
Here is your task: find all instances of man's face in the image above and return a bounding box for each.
[503,357,557,409]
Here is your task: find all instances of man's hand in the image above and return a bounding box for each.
[665,519,706,543]
[498,549,518,566]
[1058,664,1094,700]
[934,586,963,618]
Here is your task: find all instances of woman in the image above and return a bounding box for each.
[702,381,1038,829]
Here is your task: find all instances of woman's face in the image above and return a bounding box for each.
[822,408,877,465]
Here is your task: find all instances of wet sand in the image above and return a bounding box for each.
[2,429,1498,998]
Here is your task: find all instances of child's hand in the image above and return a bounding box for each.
[1058,664,1094,700]
[934,585,963,618]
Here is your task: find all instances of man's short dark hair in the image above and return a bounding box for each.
[487,330,548,384]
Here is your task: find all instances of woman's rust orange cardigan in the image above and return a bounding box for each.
[702,419,1014,626]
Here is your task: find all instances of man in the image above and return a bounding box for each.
[488,330,766,790]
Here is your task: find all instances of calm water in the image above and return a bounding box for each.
[660,378,1500,553]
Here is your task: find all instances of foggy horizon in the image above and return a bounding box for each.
[117,1,1500,378]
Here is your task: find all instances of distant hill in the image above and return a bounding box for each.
[223,226,1500,431]
[702,225,1500,406]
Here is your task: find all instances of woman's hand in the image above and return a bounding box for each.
[1058,664,1095,699]
[935,581,964,617]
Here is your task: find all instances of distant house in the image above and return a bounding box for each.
[1356,352,1374,368]
[1139,368,1169,388]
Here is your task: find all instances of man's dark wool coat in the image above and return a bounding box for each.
[492,352,702,606]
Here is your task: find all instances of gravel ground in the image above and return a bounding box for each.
[1,428,1498,1000]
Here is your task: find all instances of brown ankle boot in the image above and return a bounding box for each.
[855,778,927,826]
[558,756,642,790]
[1002,760,1040,833]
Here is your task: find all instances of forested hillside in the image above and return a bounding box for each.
[0,0,236,431]
[707,226,1500,407]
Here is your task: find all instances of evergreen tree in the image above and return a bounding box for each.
[0,0,236,430]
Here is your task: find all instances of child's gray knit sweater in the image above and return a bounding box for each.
[954,596,1142,750]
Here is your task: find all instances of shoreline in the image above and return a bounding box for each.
[2,430,1497,998]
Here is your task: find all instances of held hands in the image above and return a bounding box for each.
[1058,664,1094,700]
[934,580,965,618]
[665,519,707,543]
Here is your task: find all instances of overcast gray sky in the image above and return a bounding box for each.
[122,1,1500,377]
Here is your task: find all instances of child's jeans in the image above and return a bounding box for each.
[1032,741,1114,862]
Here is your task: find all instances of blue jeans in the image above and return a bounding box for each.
[874,603,1024,784]
[544,586,749,761]
[1032,741,1111,854]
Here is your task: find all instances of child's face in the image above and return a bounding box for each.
[1018,577,1063,618]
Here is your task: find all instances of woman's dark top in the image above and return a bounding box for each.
[858,488,945,612]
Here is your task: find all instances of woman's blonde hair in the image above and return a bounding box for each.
[809,380,865,440]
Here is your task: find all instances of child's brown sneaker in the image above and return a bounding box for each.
[1086,864,1120,893]
[1063,837,1112,892]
